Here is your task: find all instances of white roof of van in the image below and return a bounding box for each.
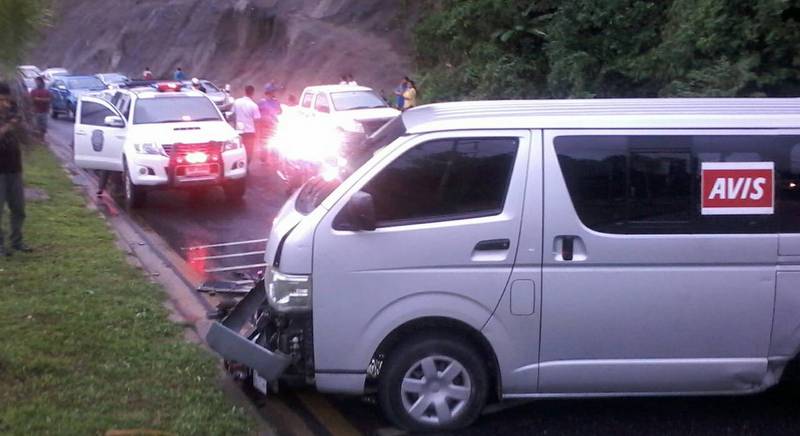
[401,99,800,132]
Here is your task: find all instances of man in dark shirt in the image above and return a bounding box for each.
[0,82,32,256]
[29,76,51,138]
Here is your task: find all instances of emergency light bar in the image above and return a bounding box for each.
[154,82,183,92]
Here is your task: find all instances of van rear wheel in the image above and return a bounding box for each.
[378,334,488,432]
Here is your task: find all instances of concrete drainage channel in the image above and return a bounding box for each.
[45,133,380,436]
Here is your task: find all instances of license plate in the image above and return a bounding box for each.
[185,164,210,176]
[253,370,268,395]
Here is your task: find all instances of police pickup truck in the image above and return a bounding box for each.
[73,82,248,208]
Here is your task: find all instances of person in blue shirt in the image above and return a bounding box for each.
[257,83,283,163]
[394,77,408,110]
[174,67,187,81]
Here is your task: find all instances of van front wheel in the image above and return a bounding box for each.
[378,334,488,432]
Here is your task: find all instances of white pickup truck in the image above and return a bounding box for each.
[73,82,248,208]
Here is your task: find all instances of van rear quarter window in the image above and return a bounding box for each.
[554,135,800,234]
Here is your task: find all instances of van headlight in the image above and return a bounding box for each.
[267,270,311,312]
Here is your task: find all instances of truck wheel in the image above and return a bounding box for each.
[223,179,247,202]
[123,163,146,209]
[378,334,488,432]
[51,108,58,119]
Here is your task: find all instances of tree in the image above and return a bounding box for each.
[0,0,51,72]
[414,0,800,101]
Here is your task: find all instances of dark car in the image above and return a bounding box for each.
[49,75,106,119]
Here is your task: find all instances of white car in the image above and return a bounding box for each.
[297,84,400,144]
[72,83,248,208]
[42,67,69,85]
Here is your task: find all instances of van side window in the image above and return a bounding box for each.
[301,93,313,108]
[554,135,800,234]
[80,101,115,126]
[362,137,518,227]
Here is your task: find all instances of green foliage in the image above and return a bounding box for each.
[0,0,51,71]
[414,0,800,101]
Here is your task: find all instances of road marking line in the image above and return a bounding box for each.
[295,392,363,436]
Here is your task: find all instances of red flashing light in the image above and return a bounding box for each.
[156,82,182,92]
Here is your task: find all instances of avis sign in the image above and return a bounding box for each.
[701,162,774,215]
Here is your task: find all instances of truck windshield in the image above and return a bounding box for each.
[295,115,407,214]
[133,96,221,124]
[330,91,387,111]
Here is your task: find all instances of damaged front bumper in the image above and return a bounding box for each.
[206,281,291,382]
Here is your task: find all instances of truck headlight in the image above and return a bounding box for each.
[133,143,166,156]
[267,270,311,313]
[223,139,240,151]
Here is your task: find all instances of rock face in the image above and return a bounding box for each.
[31,0,416,97]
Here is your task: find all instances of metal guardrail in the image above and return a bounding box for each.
[185,238,268,274]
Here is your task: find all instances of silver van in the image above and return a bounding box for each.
[208,99,800,431]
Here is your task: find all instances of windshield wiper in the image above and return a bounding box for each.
[346,105,386,110]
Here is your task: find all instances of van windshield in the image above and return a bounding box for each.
[295,116,406,214]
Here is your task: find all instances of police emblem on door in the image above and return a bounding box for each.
[91,129,104,152]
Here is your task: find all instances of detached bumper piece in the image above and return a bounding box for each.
[206,282,291,382]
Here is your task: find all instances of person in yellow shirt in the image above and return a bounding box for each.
[402,78,418,110]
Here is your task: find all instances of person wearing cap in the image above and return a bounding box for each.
[191,77,207,93]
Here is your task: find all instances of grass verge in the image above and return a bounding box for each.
[0,144,256,435]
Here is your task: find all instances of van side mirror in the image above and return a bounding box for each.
[104,115,125,128]
[334,191,376,231]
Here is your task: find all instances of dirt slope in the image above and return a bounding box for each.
[31,0,417,97]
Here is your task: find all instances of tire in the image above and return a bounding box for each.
[223,179,247,202]
[123,162,146,209]
[67,104,75,121]
[378,333,488,432]
[51,108,58,119]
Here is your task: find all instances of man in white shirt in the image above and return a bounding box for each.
[233,85,261,166]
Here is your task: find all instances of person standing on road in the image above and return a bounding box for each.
[0,82,32,256]
[233,85,261,166]
[402,78,418,111]
[174,67,187,81]
[191,78,207,93]
[393,77,408,110]
[143,67,153,80]
[257,83,283,165]
[29,77,51,138]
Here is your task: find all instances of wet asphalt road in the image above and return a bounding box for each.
[48,117,800,435]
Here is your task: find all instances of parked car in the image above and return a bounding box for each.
[95,73,130,87]
[49,75,107,119]
[181,79,233,111]
[72,82,248,208]
[298,84,399,139]
[41,67,70,85]
[16,65,43,93]
[208,98,800,432]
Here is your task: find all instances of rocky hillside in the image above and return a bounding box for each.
[30,0,418,98]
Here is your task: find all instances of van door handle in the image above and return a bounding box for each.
[474,239,510,251]
[555,235,585,261]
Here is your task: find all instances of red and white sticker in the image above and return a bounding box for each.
[701,162,774,215]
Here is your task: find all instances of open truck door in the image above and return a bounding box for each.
[73,96,126,172]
